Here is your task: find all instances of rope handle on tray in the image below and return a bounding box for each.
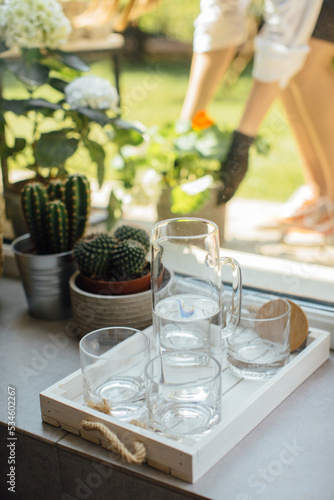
[81,420,146,464]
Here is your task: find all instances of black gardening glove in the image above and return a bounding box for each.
[217,130,254,204]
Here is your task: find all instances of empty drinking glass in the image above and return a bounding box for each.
[79,327,150,421]
[145,351,221,439]
[226,294,291,379]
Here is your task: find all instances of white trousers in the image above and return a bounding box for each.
[193,0,323,87]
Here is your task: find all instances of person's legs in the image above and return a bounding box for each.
[218,0,324,203]
[180,48,237,121]
[237,81,281,137]
[283,38,334,203]
[273,37,334,234]
[220,37,334,207]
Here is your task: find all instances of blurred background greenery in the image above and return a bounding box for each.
[3,0,304,203]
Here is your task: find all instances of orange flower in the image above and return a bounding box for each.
[191,110,215,131]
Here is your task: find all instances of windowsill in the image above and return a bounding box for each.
[221,247,334,305]
[4,242,334,350]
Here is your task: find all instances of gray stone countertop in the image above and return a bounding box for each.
[0,276,333,500]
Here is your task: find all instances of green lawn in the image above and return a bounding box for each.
[3,56,304,202]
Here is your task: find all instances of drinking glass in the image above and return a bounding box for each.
[145,351,221,438]
[226,294,291,379]
[151,217,242,362]
[79,327,150,421]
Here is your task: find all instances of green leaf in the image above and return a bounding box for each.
[35,131,79,167]
[84,140,106,188]
[76,107,110,126]
[171,185,211,214]
[0,137,26,158]
[26,98,63,113]
[21,48,42,64]
[7,60,49,86]
[107,191,122,231]
[174,131,198,154]
[0,99,27,115]
[53,50,90,72]
[0,60,6,73]
[254,135,271,155]
[195,127,231,161]
[14,137,26,153]
[111,127,144,148]
[49,77,68,94]
[0,41,8,53]
[112,117,146,134]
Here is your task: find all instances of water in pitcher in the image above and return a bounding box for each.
[153,293,222,362]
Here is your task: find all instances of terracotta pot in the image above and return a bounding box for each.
[77,265,151,296]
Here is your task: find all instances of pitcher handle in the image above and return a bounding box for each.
[220,257,242,338]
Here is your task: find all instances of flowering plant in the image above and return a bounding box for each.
[113,110,270,213]
[65,75,120,111]
[1,0,71,49]
[0,0,143,186]
[113,111,233,213]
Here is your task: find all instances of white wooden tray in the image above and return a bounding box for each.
[40,328,330,483]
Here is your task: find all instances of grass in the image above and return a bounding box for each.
[4,56,304,202]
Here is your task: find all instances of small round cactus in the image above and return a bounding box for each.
[114,224,150,252]
[74,233,117,280]
[73,224,150,282]
[111,239,147,278]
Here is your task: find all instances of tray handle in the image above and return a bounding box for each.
[82,420,146,464]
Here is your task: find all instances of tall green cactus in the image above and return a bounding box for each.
[21,174,90,255]
[47,200,69,254]
[65,174,91,250]
[21,182,49,254]
[47,179,65,202]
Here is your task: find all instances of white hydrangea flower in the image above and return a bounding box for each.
[65,76,119,111]
[2,0,71,49]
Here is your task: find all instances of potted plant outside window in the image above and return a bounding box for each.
[110,110,269,239]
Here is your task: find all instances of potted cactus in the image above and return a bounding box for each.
[12,174,90,320]
[69,224,153,337]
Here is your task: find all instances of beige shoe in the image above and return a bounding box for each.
[258,185,319,230]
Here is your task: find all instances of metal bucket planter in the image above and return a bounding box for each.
[69,270,153,338]
[12,234,76,320]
